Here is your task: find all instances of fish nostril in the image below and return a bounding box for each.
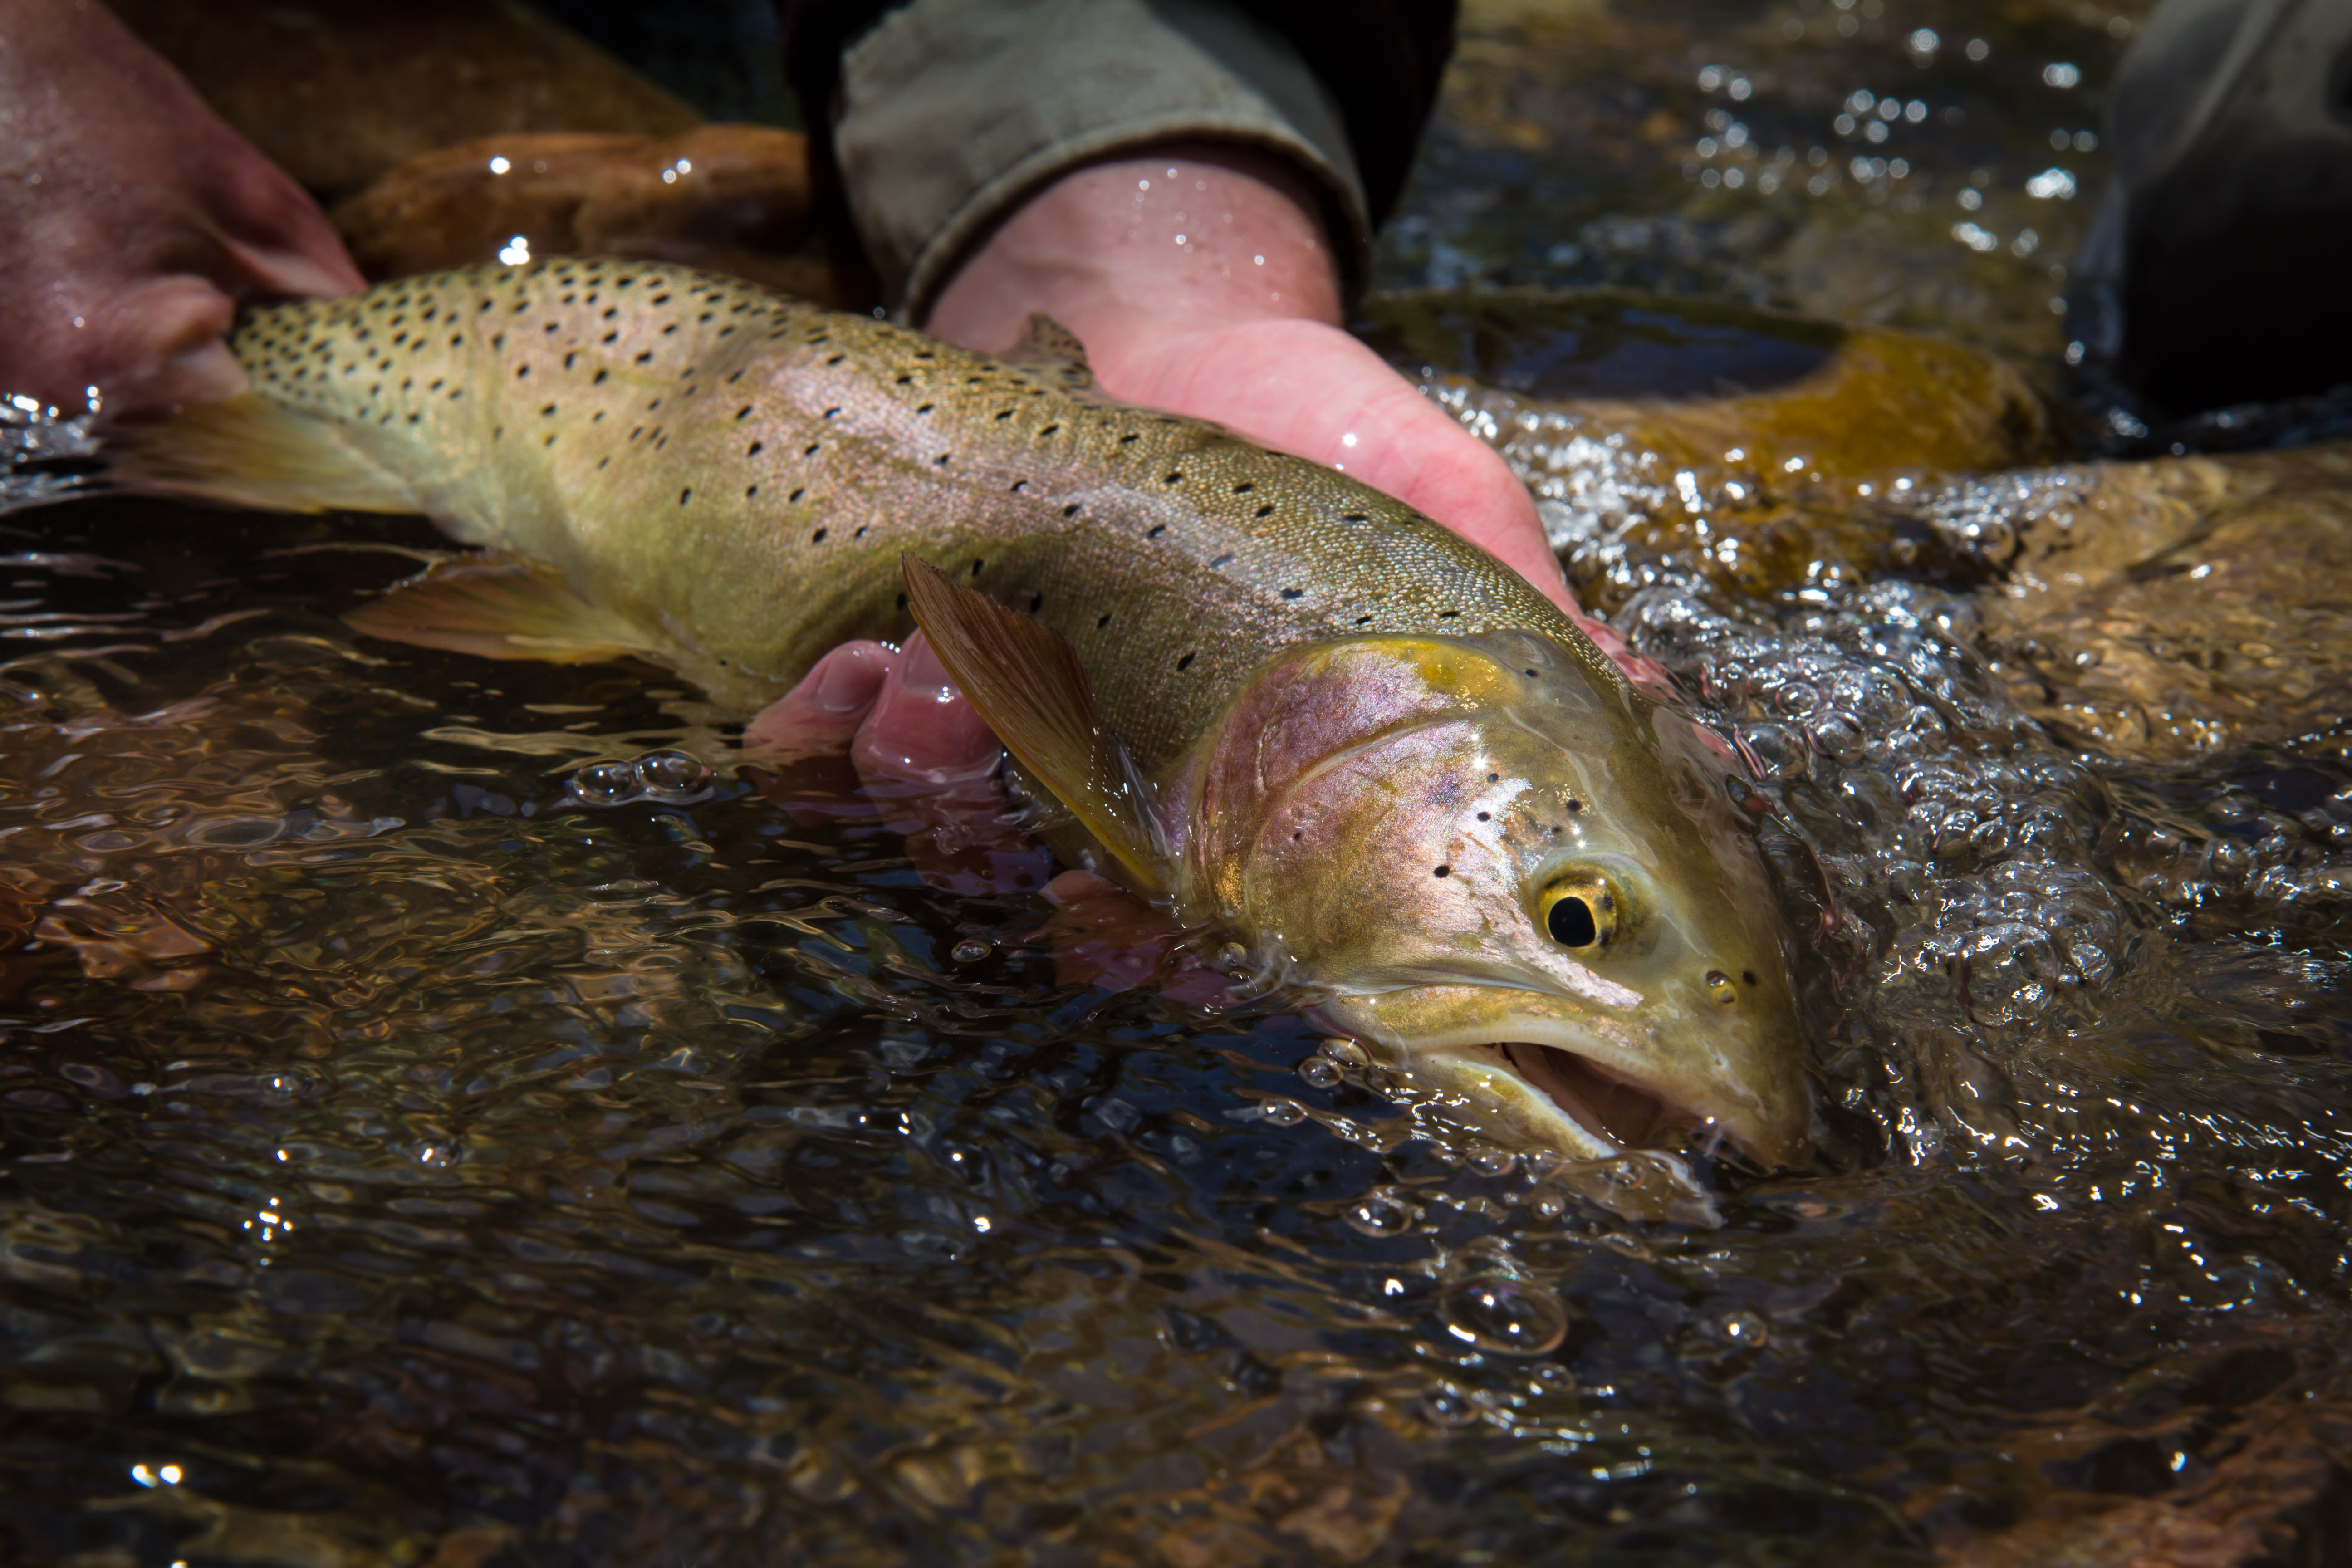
[1706,970,1737,1005]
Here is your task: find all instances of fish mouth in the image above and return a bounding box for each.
[1493,1040,1696,1155]
[1320,990,1806,1169]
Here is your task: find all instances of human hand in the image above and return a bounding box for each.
[0,0,363,416]
[924,142,1580,614]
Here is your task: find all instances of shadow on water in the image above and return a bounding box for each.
[1357,290,1844,402]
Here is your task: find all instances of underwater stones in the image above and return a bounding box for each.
[111,0,701,201]
[332,126,835,302]
[1941,445,2352,761]
[1365,288,2059,609]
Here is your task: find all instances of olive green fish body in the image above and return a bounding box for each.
[126,258,1811,1180]
[221,257,1610,771]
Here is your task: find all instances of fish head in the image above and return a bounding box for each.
[1182,632,1809,1169]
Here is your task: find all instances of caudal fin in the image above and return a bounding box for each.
[109,394,421,515]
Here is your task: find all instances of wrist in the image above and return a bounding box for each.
[924,141,1342,378]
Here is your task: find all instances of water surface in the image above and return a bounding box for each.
[6,2,2352,1565]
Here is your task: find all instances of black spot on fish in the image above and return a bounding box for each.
[1280,588,1302,599]
[1118,432,1138,444]
[634,351,654,364]
[824,407,839,419]
[1097,613,1111,628]
[1254,504,1274,519]
[746,485,758,497]
[736,406,753,420]
[1039,424,1060,437]
[970,559,984,576]
[540,402,556,416]
[1164,471,1183,484]
[748,442,763,456]
[1147,525,1166,538]
[934,453,951,466]
[1062,503,1080,518]
[1176,652,1196,671]
[1355,614,1373,625]
[1439,610,1460,619]
[1029,593,1043,612]
[1525,668,1538,677]
[1342,512,1368,522]
[1433,865,1451,877]
[916,403,933,414]
[1010,480,1027,494]
[1233,482,1254,494]
[1742,970,1758,985]
[812,528,827,543]
[854,525,867,538]
[1477,811,1490,821]
[1566,800,1582,812]
[680,488,692,505]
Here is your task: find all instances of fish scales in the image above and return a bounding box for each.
[227,256,1616,769]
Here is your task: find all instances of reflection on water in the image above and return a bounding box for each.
[3,1,2351,1564]
[1387,0,2144,372]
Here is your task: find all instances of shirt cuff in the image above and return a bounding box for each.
[833,0,1373,319]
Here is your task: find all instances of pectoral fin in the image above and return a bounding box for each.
[900,554,1171,896]
[345,554,657,663]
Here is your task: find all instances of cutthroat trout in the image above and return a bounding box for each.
[119,256,1811,1171]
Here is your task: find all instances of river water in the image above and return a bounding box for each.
[3,2,2349,1565]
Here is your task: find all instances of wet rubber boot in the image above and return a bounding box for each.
[2071,0,2352,418]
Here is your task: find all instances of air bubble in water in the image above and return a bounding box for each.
[1298,1057,1343,1089]
[1421,1383,1484,1426]
[1716,1309,1770,1348]
[633,750,709,798]
[1442,1274,1569,1356]
[1319,1036,1370,1068]
[1469,1145,1518,1178]
[573,760,638,804]
[1346,1191,1415,1236]
[1259,1098,1307,1127]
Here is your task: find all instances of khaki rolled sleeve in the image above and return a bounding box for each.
[833,0,1372,318]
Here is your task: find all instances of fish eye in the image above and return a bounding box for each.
[1538,871,1621,950]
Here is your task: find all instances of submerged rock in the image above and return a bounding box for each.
[111,0,701,201]
[1367,286,2060,606]
[331,126,834,302]
[1933,447,2352,761]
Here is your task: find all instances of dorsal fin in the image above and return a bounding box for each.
[344,553,658,663]
[1006,314,1093,389]
[899,554,1170,895]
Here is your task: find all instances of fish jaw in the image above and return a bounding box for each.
[1318,981,1812,1170]
[1176,630,1813,1171]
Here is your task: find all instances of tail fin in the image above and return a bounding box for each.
[109,394,421,516]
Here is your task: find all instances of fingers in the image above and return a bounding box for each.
[741,639,900,765]
[849,632,1001,794]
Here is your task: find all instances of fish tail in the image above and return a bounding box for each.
[108,394,421,516]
